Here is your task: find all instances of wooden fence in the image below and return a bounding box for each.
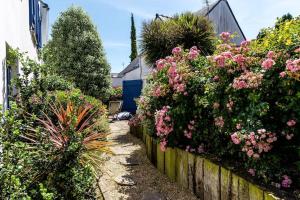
[130,125,282,200]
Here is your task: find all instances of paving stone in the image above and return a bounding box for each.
[119,157,139,166]
[114,175,136,186]
[142,192,166,200]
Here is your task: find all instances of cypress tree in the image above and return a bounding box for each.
[130,13,138,61]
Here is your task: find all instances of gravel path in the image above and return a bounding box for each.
[98,120,198,200]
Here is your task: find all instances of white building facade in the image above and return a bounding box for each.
[0,0,49,109]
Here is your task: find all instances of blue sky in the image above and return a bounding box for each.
[47,0,300,73]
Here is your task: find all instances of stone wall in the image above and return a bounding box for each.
[130,125,282,200]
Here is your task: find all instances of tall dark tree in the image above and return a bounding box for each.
[43,6,111,101]
[130,13,138,61]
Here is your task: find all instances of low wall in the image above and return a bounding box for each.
[130,125,282,200]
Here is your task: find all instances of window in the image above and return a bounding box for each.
[29,0,42,48]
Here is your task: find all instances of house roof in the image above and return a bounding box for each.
[195,0,246,41]
[111,73,122,78]
[118,55,141,77]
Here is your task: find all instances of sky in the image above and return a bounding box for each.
[47,0,300,73]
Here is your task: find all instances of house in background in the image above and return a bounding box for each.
[0,0,49,109]
[195,0,246,44]
[113,0,245,113]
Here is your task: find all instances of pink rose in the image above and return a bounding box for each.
[286,134,294,140]
[267,51,275,59]
[287,119,296,127]
[231,132,241,144]
[248,168,256,176]
[281,175,292,188]
[279,71,286,78]
[247,149,254,157]
[172,47,182,56]
[262,58,275,70]
[220,32,231,41]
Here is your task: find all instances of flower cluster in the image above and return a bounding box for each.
[214,116,224,128]
[155,106,173,151]
[231,129,277,159]
[152,85,167,97]
[184,120,195,139]
[128,115,140,127]
[168,64,187,95]
[232,71,263,89]
[281,175,292,188]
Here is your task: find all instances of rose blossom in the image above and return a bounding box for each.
[220,32,231,41]
[214,55,226,67]
[279,71,286,78]
[281,175,292,188]
[231,132,241,144]
[214,116,224,128]
[188,46,200,60]
[172,47,182,56]
[287,119,296,127]
[286,134,294,140]
[267,51,275,59]
[248,168,256,176]
[262,58,275,70]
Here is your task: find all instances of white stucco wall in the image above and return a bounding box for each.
[0,0,40,107]
[112,77,122,87]
[122,55,152,86]
[122,67,140,81]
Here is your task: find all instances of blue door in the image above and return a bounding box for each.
[122,80,143,113]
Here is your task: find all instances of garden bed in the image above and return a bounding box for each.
[130,124,288,200]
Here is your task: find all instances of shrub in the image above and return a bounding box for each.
[43,6,111,101]
[136,18,300,198]
[0,97,109,199]
[109,86,122,101]
[141,12,215,64]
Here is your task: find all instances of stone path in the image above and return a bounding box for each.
[98,120,198,200]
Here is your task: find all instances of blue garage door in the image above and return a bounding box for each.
[122,80,143,113]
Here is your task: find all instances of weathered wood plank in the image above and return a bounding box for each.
[176,148,189,188]
[249,183,264,200]
[156,141,165,174]
[165,147,176,181]
[195,156,204,199]
[231,173,239,200]
[203,159,220,200]
[239,177,250,200]
[220,167,231,200]
[188,153,196,193]
[151,138,157,165]
[146,135,152,161]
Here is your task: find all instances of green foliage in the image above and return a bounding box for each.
[275,13,293,29]
[136,18,300,196]
[2,49,109,199]
[141,12,215,64]
[130,13,138,61]
[109,86,122,100]
[43,6,111,101]
[257,13,294,40]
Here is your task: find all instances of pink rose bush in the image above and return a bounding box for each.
[132,19,300,195]
[155,106,173,151]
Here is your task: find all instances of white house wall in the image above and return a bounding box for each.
[112,77,122,87]
[207,1,245,44]
[0,0,39,106]
[123,67,140,81]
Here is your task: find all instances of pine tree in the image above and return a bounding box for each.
[43,6,111,101]
[130,13,138,61]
